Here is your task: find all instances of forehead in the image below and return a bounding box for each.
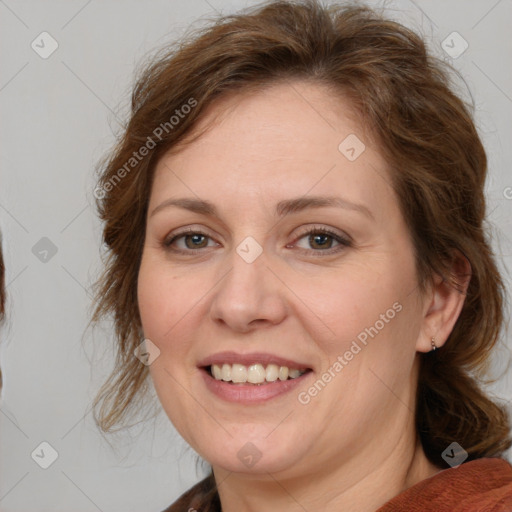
[151,80,392,213]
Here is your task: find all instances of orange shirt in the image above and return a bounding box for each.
[163,457,512,511]
[376,457,512,512]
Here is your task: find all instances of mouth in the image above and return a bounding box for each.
[197,352,313,403]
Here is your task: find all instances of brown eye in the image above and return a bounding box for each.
[164,229,217,252]
[293,227,352,255]
[183,233,209,249]
[308,232,334,250]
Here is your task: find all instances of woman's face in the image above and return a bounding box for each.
[138,81,429,476]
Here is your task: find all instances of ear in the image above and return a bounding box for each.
[416,250,472,353]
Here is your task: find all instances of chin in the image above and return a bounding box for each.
[209,450,302,475]
[192,428,309,475]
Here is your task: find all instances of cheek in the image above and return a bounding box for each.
[137,256,188,340]
[291,263,408,351]
[137,271,165,340]
[293,259,422,408]
[137,259,200,438]
[137,255,208,377]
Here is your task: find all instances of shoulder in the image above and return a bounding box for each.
[377,457,512,512]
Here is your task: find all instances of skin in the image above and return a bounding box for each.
[137,80,470,511]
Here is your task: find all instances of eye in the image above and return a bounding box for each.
[164,228,218,252]
[163,225,352,256]
[291,226,352,255]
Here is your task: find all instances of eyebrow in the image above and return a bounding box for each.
[150,195,374,220]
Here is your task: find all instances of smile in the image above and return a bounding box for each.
[198,352,313,403]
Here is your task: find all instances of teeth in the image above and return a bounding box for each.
[212,364,222,380]
[265,364,279,382]
[210,363,306,384]
[288,368,301,379]
[221,363,231,381]
[231,363,247,383]
[247,364,266,384]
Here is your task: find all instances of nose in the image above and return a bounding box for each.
[209,246,287,333]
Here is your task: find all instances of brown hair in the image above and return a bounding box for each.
[92,0,511,475]
[0,235,5,393]
[0,237,4,320]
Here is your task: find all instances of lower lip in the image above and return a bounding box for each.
[200,368,311,403]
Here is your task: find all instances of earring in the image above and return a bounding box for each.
[431,337,437,352]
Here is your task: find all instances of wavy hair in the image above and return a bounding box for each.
[0,236,5,395]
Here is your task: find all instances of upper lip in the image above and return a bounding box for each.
[198,351,312,370]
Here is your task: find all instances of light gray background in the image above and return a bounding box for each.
[1,0,511,511]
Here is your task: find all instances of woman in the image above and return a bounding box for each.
[92,1,512,510]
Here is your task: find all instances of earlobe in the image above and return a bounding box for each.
[417,250,472,353]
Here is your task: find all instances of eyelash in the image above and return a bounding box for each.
[163,226,352,256]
